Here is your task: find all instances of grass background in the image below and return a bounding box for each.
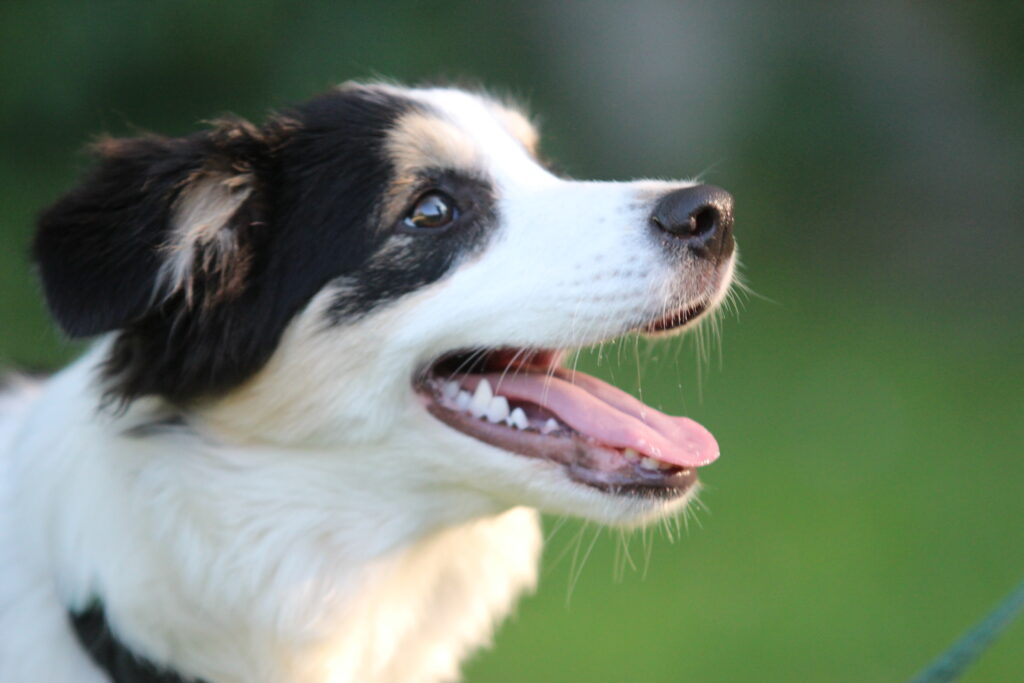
[2,2,1022,680]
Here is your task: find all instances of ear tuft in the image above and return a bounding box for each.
[158,168,257,308]
[33,120,270,338]
[35,135,197,337]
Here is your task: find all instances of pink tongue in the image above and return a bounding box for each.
[475,372,719,468]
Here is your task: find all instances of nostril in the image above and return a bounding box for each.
[649,184,735,259]
[690,206,719,238]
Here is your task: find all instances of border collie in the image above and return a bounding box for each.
[0,83,735,682]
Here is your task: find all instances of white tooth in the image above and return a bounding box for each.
[623,448,640,463]
[486,396,510,423]
[456,390,472,411]
[470,380,493,418]
[541,418,560,435]
[442,381,460,400]
[508,407,529,430]
[639,457,660,470]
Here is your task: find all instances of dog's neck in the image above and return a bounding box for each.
[9,357,542,683]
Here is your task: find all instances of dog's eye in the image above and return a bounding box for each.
[404,192,457,231]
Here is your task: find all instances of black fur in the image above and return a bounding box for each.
[35,132,228,338]
[35,85,422,403]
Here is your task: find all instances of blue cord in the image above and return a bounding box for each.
[911,577,1024,682]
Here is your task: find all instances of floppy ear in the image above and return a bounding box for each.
[34,120,270,338]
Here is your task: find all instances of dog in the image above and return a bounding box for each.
[0,82,736,682]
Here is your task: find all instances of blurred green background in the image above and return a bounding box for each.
[2,2,1022,681]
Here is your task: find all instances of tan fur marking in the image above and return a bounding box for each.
[381,112,480,222]
[386,112,479,177]
[489,105,539,156]
[161,172,253,306]
[379,174,423,227]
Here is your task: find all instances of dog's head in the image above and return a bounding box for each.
[35,83,735,526]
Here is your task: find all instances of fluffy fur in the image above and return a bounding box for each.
[0,83,735,682]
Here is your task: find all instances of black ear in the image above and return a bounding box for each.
[34,120,270,338]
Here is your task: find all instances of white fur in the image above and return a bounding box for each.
[0,86,733,682]
[1,354,541,682]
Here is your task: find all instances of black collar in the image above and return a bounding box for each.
[70,604,206,683]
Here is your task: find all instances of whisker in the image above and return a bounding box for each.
[443,348,491,384]
[619,529,637,573]
[566,525,603,606]
[544,515,570,544]
[661,516,676,544]
[547,521,589,578]
[641,525,655,580]
[495,346,531,394]
[692,158,726,184]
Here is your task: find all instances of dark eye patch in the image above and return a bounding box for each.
[326,168,497,322]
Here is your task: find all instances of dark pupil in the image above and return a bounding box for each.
[409,194,451,228]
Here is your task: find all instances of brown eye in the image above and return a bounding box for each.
[404,192,457,230]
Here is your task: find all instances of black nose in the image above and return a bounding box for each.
[650,184,734,260]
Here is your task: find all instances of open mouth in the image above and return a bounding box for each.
[415,317,718,498]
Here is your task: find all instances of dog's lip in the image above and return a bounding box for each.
[642,300,709,334]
